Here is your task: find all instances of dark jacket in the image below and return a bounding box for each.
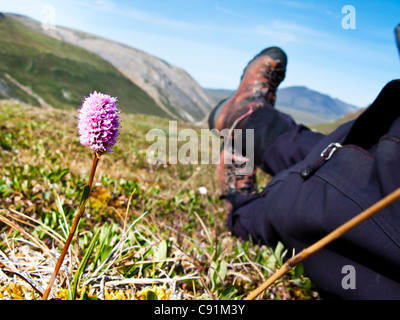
[227,80,400,299]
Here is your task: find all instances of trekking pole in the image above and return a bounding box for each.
[244,186,400,300]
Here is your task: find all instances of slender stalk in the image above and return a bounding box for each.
[42,153,101,300]
[245,186,400,300]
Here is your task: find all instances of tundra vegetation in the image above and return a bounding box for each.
[0,100,321,300]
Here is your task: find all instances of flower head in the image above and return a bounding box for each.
[198,186,208,195]
[77,91,120,154]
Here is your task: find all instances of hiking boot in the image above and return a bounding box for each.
[216,144,258,214]
[213,47,286,201]
[217,146,258,195]
[212,46,287,132]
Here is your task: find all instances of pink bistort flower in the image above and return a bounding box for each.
[77,91,120,153]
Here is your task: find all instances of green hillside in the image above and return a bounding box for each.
[0,14,168,117]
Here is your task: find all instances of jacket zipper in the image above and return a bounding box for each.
[300,142,342,180]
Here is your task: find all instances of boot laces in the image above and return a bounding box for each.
[256,59,286,97]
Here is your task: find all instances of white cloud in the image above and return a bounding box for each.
[122,7,196,30]
[251,19,322,45]
[95,0,115,9]
[214,4,247,20]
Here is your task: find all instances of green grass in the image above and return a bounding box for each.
[276,105,336,126]
[0,100,320,300]
[0,14,168,117]
[310,108,365,134]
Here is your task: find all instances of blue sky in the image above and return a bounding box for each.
[1,0,400,107]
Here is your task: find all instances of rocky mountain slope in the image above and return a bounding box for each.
[3,12,361,125]
[276,86,358,118]
[10,14,212,122]
[0,13,167,117]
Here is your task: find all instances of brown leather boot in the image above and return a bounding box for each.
[214,46,287,132]
[217,147,257,195]
[217,146,258,213]
[214,47,287,208]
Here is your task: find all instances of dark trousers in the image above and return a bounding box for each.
[214,80,400,299]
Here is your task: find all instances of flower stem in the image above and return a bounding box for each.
[42,153,101,300]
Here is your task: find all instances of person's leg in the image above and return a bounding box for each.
[208,47,287,132]
[209,47,290,201]
[224,80,400,299]
[209,47,325,203]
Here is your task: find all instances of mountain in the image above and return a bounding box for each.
[0,13,168,117]
[204,86,360,125]
[9,13,212,122]
[276,86,359,118]
[1,12,359,125]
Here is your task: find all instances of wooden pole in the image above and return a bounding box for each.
[245,186,400,300]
